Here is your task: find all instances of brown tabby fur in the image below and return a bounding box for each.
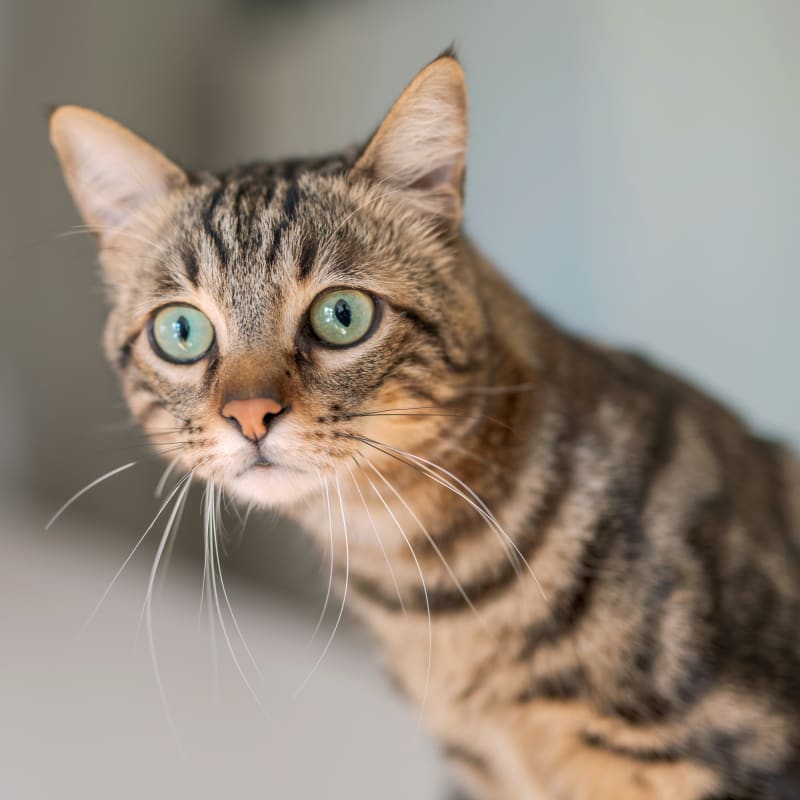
[50,52,800,799]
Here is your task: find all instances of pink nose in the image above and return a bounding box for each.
[221,397,284,442]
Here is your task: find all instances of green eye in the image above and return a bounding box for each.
[150,304,215,364]
[309,289,375,347]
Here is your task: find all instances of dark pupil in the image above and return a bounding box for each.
[334,299,352,327]
[173,315,191,342]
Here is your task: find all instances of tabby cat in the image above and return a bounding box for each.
[50,52,800,800]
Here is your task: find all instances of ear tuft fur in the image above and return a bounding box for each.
[434,43,458,62]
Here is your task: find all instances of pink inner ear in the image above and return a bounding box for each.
[408,162,457,192]
[50,106,187,234]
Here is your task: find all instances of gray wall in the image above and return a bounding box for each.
[2,0,798,589]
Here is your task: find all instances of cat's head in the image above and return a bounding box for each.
[50,53,491,508]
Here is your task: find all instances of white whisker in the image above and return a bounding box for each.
[82,471,193,631]
[144,470,194,744]
[294,471,350,698]
[155,475,191,595]
[46,461,138,530]
[207,483,262,707]
[211,506,262,676]
[201,483,219,692]
[57,223,166,252]
[354,457,431,715]
[199,484,210,623]
[345,461,406,614]
[359,436,547,603]
[155,456,181,499]
[309,470,336,642]
[366,459,494,638]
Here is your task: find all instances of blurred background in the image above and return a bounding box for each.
[1,1,799,798]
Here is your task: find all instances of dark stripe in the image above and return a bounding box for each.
[443,744,492,776]
[181,247,200,286]
[519,512,617,658]
[582,732,680,763]
[282,180,300,220]
[685,429,800,701]
[629,569,678,676]
[693,728,800,800]
[266,216,285,265]
[117,331,140,370]
[203,185,228,267]
[700,795,744,799]
[296,235,318,279]
[326,339,441,413]
[249,181,275,252]
[520,397,678,659]
[350,573,404,610]
[761,440,800,565]
[348,424,573,615]
[700,795,746,800]
[233,182,249,244]
[265,181,302,267]
[139,398,169,424]
[700,782,800,800]
[130,377,157,395]
[202,355,220,392]
[390,373,442,407]
[427,415,572,609]
[515,667,584,702]
[608,568,681,725]
[391,301,474,374]
[154,270,184,293]
[352,368,673,618]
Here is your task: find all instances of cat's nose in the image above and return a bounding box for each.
[221,397,284,442]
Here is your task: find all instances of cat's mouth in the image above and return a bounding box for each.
[245,455,275,472]
[237,453,302,476]
[224,450,318,508]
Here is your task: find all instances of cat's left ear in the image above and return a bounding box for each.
[355,52,467,231]
[49,106,187,238]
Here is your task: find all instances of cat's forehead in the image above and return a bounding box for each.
[132,150,446,350]
[190,153,359,272]
[176,157,368,334]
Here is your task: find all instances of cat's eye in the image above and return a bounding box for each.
[308,289,376,347]
[149,304,215,364]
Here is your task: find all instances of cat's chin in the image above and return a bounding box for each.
[223,464,317,510]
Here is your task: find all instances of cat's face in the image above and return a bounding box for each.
[51,55,487,508]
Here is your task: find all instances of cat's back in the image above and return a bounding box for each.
[502,324,800,797]
[598,344,800,728]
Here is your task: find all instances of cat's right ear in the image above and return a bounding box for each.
[49,106,186,239]
[355,53,468,231]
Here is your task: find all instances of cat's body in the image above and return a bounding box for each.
[50,53,800,799]
[298,247,800,800]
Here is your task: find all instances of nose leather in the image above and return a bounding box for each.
[221,397,283,442]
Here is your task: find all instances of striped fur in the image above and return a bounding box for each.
[51,54,800,799]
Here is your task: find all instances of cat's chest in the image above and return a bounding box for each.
[366,616,718,800]
[440,702,719,800]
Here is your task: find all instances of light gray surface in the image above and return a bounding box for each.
[1,496,446,800]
